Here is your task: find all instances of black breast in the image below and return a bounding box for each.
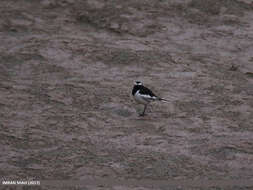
[132,85,140,96]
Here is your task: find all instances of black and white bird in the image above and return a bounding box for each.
[132,81,169,116]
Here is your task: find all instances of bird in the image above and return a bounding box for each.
[132,81,169,116]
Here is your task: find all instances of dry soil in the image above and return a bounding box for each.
[1,0,253,189]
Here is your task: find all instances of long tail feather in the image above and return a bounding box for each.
[158,98,170,102]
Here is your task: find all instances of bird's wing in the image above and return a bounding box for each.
[138,86,158,101]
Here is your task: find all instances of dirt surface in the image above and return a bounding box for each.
[1,0,253,189]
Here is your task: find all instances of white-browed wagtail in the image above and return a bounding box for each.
[132,81,169,116]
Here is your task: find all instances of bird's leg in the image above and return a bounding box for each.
[139,105,147,116]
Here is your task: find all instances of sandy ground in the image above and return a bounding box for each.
[1,0,253,189]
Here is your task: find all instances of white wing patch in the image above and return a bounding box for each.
[134,90,157,104]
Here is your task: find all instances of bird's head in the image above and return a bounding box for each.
[134,81,143,86]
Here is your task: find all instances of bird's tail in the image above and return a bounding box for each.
[158,98,170,102]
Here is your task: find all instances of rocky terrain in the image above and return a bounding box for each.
[0,0,253,189]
